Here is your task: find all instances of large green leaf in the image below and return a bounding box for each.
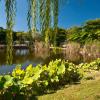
[57,62,65,75]
[4,75,14,88]
[22,77,33,85]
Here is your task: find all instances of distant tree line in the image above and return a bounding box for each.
[0,19,100,45]
[0,27,29,44]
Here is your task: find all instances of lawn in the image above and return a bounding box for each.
[38,72,100,100]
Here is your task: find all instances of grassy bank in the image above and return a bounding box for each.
[38,72,100,100]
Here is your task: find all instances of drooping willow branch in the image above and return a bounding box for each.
[53,0,59,46]
[5,0,16,64]
[44,0,52,45]
[39,0,46,35]
[31,0,37,36]
[53,0,58,28]
[27,0,37,43]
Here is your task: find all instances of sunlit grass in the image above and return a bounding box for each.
[38,72,100,100]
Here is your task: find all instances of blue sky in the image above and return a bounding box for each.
[0,0,100,32]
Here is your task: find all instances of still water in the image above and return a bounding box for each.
[0,49,63,66]
[0,48,99,74]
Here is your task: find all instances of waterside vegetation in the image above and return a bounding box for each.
[0,58,100,99]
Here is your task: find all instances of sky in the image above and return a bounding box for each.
[0,0,100,32]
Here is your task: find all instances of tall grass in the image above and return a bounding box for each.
[64,41,100,63]
[82,41,100,58]
[65,42,80,55]
[64,42,81,63]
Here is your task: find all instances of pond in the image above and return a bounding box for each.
[0,48,99,74]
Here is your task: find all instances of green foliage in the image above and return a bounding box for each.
[55,28,66,46]
[67,26,82,42]
[44,28,66,46]
[0,27,30,43]
[78,58,100,71]
[3,75,14,88]
[0,28,6,44]
[0,58,100,98]
[67,19,100,44]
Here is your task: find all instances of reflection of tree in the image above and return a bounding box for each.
[6,30,13,64]
[34,49,50,60]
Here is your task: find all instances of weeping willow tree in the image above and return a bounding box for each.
[26,0,65,46]
[27,0,37,46]
[47,0,60,46]
[5,0,16,65]
[39,0,59,46]
[39,0,46,36]
[39,0,52,46]
[44,0,51,46]
[53,0,59,46]
[31,0,37,38]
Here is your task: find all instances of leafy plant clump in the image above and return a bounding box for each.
[0,58,100,99]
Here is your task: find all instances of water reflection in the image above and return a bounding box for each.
[0,48,99,66]
[16,49,29,55]
[6,45,13,65]
[0,48,99,74]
